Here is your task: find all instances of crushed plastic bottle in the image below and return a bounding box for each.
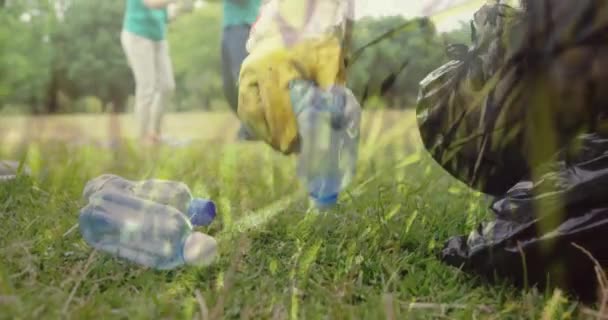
[289,80,361,209]
[82,174,215,226]
[0,160,31,182]
[79,190,217,270]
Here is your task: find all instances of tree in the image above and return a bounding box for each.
[0,0,55,113]
[168,2,224,111]
[0,1,476,113]
[347,16,447,108]
[47,0,133,113]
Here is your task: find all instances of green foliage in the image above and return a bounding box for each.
[73,96,104,114]
[53,0,132,105]
[347,16,473,109]
[0,1,54,112]
[348,16,441,108]
[168,3,226,111]
[0,1,474,113]
[441,20,473,46]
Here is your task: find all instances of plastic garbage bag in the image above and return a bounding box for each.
[416,2,526,196]
[415,0,608,301]
[237,0,355,155]
[442,133,608,302]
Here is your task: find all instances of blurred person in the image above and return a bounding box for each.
[121,0,192,145]
[221,0,262,141]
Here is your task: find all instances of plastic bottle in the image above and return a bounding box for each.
[0,160,31,181]
[79,190,217,270]
[289,80,361,208]
[82,174,215,226]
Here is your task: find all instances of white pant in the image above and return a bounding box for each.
[120,30,176,138]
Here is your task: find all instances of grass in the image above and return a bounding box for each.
[0,110,591,319]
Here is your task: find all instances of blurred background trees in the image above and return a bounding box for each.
[0,0,472,114]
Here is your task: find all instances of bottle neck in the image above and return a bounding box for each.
[311,193,338,208]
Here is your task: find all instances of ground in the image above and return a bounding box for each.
[0,111,590,319]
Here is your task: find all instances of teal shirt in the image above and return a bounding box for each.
[123,0,168,41]
[223,0,262,28]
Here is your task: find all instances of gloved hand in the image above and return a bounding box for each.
[238,36,347,155]
[237,0,351,155]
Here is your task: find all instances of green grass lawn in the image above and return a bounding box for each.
[0,111,588,319]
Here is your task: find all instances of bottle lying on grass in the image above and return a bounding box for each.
[83,174,216,227]
[0,160,31,182]
[79,190,217,270]
[289,80,361,209]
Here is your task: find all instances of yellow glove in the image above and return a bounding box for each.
[237,0,350,155]
[238,35,346,155]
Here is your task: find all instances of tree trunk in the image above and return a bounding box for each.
[44,72,59,114]
[106,100,123,145]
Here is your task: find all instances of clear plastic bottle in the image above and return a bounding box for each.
[82,174,215,226]
[79,190,217,270]
[289,80,361,208]
[0,160,31,181]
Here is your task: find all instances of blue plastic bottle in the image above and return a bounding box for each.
[79,190,217,270]
[82,174,215,226]
[289,80,361,208]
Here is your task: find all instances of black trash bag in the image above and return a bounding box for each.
[417,0,608,196]
[442,133,608,301]
[414,0,608,301]
[416,2,529,196]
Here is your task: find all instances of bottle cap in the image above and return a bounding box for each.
[183,232,217,266]
[311,193,338,209]
[188,198,216,226]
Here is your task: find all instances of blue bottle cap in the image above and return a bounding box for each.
[188,199,216,227]
[311,193,338,209]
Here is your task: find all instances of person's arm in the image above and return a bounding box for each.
[143,0,176,9]
[167,0,194,21]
